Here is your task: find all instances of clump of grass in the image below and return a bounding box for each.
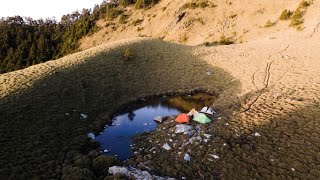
[299,0,311,8]
[279,9,292,20]
[290,8,304,26]
[179,33,188,43]
[123,47,133,60]
[182,0,215,10]
[119,14,129,24]
[132,19,143,26]
[219,35,234,45]
[264,20,276,28]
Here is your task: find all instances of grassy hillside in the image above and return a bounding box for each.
[0,38,239,179]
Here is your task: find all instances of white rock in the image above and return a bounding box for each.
[162,143,172,150]
[184,153,191,161]
[254,132,261,137]
[203,134,212,139]
[80,113,88,119]
[153,116,163,123]
[210,154,220,159]
[108,166,129,176]
[175,124,192,134]
[103,149,109,153]
[87,132,95,140]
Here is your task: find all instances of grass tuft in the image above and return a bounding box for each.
[264,20,276,28]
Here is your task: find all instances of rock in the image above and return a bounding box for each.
[184,153,191,161]
[175,124,192,134]
[203,134,212,139]
[189,136,202,144]
[153,116,163,123]
[209,154,220,159]
[103,149,109,153]
[87,132,95,140]
[184,130,195,137]
[254,132,261,137]
[162,143,172,150]
[80,113,88,119]
[108,166,129,176]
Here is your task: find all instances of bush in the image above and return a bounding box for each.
[132,19,143,26]
[290,8,304,26]
[135,0,160,9]
[182,0,211,10]
[279,9,292,20]
[264,20,276,28]
[92,155,118,174]
[106,8,123,21]
[119,14,128,24]
[299,0,311,8]
[123,47,133,60]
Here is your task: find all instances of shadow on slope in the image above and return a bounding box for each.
[0,39,241,179]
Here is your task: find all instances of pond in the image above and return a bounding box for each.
[95,93,215,160]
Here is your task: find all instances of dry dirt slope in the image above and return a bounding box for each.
[1,0,320,179]
[81,0,311,49]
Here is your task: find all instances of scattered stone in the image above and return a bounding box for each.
[203,134,212,139]
[103,149,109,153]
[162,143,172,150]
[184,130,195,137]
[189,136,202,144]
[254,132,261,137]
[153,116,163,123]
[108,166,129,176]
[184,153,191,161]
[209,154,220,159]
[80,113,88,119]
[87,132,95,140]
[291,168,295,171]
[175,124,192,134]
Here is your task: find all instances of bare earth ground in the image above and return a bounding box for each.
[1,1,320,179]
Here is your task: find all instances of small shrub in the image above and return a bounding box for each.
[279,9,292,20]
[119,14,128,24]
[179,33,188,43]
[182,0,214,10]
[135,0,160,9]
[290,8,304,26]
[92,155,118,174]
[106,8,123,21]
[119,0,135,7]
[264,20,276,28]
[123,47,133,60]
[219,35,234,45]
[299,0,311,8]
[132,19,143,26]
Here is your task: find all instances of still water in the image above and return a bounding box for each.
[95,94,215,160]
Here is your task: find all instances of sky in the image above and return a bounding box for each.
[0,0,104,21]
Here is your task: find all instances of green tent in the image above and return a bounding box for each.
[193,113,211,124]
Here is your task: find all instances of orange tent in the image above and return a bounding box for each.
[175,113,190,123]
